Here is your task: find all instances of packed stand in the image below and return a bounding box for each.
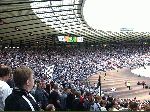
[0,44,150,111]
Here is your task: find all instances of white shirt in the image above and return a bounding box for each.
[101,107,107,111]
[93,102,101,111]
[126,82,131,86]
[0,80,12,111]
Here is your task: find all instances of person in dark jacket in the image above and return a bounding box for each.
[33,80,49,110]
[66,89,75,110]
[4,66,40,111]
[49,84,61,111]
[72,91,84,111]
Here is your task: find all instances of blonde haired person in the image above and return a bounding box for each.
[4,66,40,111]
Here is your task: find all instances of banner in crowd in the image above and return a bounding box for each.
[45,65,55,79]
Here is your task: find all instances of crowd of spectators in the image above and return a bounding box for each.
[0,44,149,82]
[0,44,150,111]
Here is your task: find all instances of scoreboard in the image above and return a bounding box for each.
[58,36,83,42]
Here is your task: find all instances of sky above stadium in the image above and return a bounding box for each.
[83,0,150,32]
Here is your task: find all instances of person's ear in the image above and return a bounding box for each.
[27,79,30,86]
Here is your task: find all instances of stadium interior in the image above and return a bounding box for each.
[0,0,150,111]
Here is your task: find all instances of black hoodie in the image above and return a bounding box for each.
[4,88,40,111]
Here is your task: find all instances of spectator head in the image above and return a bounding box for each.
[0,64,11,82]
[45,104,55,111]
[13,66,34,92]
[45,84,51,92]
[102,96,106,100]
[107,96,113,102]
[41,80,46,89]
[95,95,101,102]
[53,84,59,91]
[144,104,150,111]
[100,100,107,107]
[129,101,139,111]
[75,91,81,98]
[87,93,94,102]
[36,80,42,88]
[123,102,128,108]
[111,100,118,108]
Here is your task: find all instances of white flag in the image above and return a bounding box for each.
[45,65,55,78]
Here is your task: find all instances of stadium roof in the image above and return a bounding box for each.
[0,0,150,47]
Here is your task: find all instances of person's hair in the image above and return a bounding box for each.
[144,104,150,111]
[75,91,81,98]
[95,95,101,102]
[36,80,41,88]
[123,102,128,108]
[53,84,58,90]
[0,64,11,77]
[100,100,107,106]
[13,66,33,88]
[45,104,55,111]
[45,84,51,93]
[129,101,138,111]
